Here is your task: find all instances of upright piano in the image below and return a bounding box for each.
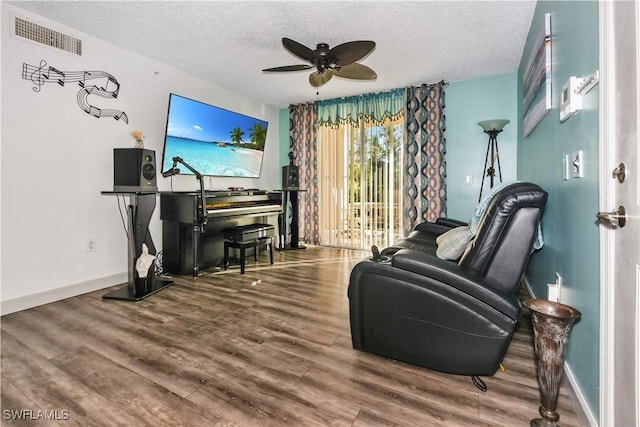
[160,190,282,276]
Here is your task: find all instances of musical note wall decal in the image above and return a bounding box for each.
[22,59,129,124]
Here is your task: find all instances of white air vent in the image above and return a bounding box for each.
[13,16,82,55]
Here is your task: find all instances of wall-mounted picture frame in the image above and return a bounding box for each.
[522,13,552,137]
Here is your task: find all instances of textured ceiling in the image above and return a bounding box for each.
[9,1,536,108]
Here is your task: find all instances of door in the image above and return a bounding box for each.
[318,118,403,250]
[598,1,640,425]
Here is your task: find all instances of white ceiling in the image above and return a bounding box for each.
[9,1,537,108]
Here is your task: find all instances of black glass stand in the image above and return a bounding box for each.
[102,276,174,301]
[101,191,173,300]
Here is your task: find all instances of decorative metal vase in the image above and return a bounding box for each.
[524,299,581,427]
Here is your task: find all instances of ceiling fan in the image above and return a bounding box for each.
[262,38,377,88]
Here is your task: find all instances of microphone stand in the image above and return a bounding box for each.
[167,157,208,277]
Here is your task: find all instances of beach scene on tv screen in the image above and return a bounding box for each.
[162,94,268,177]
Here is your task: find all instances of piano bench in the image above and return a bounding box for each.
[223,224,275,274]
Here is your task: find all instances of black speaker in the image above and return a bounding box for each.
[282,165,299,189]
[113,148,158,191]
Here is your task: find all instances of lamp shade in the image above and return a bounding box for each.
[478,119,510,132]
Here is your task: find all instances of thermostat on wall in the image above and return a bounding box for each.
[560,76,582,122]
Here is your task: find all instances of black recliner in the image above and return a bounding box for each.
[348,182,548,376]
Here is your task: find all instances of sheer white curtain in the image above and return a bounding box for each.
[318,116,403,250]
[290,85,445,250]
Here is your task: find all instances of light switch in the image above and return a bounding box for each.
[572,151,584,178]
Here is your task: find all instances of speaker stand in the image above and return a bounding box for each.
[277,188,306,250]
[100,191,173,300]
[102,276,173,301]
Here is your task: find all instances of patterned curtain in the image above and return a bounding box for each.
[289,103,319,244]
[404,81,447,234]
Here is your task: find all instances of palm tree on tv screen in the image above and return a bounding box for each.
[230,127,244,144]
[249,123,267,150]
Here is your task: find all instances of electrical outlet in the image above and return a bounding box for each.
[550,272,563,302]
[548,283,560,302]
[87,238,96,252]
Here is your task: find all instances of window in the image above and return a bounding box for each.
[318,115,403,249]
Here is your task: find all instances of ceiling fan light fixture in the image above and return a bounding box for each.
[309,70,333,87]
[263,37,377,88]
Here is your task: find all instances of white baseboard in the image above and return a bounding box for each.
[523,275,535,298]
[521,275,596,426]
[564,363,598,426]
[1,272,127,315]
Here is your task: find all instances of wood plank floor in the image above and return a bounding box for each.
[1,246,581,426]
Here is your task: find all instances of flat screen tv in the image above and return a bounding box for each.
[161,93,268,178]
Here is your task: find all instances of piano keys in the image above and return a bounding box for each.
[160,190,282,276]
[206,201,282,219]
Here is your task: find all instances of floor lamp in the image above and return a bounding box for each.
[478,119,510,202]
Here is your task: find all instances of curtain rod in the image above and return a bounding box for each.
[405,79,449,89]
[289,80,449,108]
[314,87,403,105]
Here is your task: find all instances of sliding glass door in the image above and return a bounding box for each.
[318,117,403,250]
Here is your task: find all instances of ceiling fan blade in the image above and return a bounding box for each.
[282,38,317,62]
[309,70,333,87]
[262,64,314,72]
[333,63,377,80]
[329,41,376,65]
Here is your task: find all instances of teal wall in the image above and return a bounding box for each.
[277,5,600,414]
[517,1,600,420]
[446,73,518,220]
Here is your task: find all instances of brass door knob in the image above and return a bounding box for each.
[596,205,627,228]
